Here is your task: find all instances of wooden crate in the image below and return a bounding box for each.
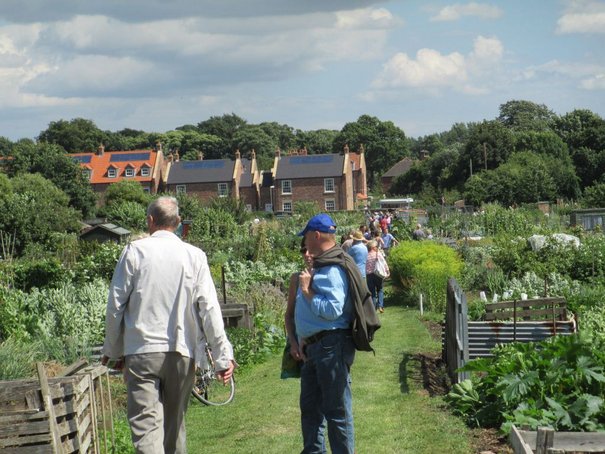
[0,363,111,453]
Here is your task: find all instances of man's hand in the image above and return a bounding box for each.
[299,269,314,301]
[215,360,236,385]
[101,354,124,370]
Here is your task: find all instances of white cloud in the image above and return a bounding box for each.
[373,49,467,89]
[371,35,503,95]
[430,2,503,21]
[557,0,605,33]
[3,7,395,100]
[581,74,605,89]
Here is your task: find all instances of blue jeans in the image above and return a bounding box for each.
[300,330,356,454]
[367,273,384,309]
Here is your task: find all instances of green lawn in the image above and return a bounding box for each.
[186,305,472,453]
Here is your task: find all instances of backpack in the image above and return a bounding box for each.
[311,246,381,352]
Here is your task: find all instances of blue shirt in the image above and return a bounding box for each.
[382,232,396,249]
[347,241,368,278]
[294,264,353,339]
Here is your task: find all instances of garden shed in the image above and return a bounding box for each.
[79,223,131,243]
[570,208,605,231]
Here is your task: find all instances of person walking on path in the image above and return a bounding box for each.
[347,231,368,278]
[102,196,236,454]
[366,240,388,313]
[381,227,399,256]
[295,213,357,454]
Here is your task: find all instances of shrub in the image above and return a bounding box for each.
[389,241,463,313]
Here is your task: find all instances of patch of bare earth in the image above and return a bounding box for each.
[417,319,513,454]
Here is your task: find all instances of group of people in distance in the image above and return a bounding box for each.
[101,198,375,453]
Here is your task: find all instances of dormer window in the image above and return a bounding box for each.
[140,166,151,177]
[125,167,135,178]
[82,169,92,180]
[107,168,117,178]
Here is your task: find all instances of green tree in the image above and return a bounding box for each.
[334,115,408,186]
[293,129,338,154]
[497,100,556,132]
[232,125,278,160]
[582,182,605,208]
[160,129,225,160]
[258,122,295,151]
[197,113,247,153]
[103,180,151,208]
[7,140,97,217]
[37,118,107,153]
[458,120,515,181]
[0,174,81,256]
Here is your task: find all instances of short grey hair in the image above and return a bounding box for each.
[147,196,180,228]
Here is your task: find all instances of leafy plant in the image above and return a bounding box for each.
[446,334,605,433]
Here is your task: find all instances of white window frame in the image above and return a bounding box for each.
[218,183,228,197]
[107,168,117,178]
[82,169,91,180]
[282,201,292,212]
[125,167,135,177]
[325,199,336,211]
[281,180,292,195]
[324,178,335,193]
[140,167,151,177]
[176,184,186,195]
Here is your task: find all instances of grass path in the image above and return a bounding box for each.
[186,305,471,453]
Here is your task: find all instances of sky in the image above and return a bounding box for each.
[0,0,604,141]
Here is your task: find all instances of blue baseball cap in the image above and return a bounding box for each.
[297,213,337,236]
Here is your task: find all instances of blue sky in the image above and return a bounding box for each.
[0,0,603,141]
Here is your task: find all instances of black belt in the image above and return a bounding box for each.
[303,329,351,346]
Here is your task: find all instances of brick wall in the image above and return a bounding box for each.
[274,177,346,212]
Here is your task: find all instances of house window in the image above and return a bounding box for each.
[218,183,228,197]
[324,178,335,193]
[325,199,336,211]
[82,169,91,180]
[107,168,117,178]
[176,185,186,195]
[141,167,151,177]
[125,167,135,177]
[143,187,151,193]
[281,180,292,195]
[282,201,292,212]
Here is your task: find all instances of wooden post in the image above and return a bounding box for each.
[37,362,65,454]
[536,426,554,454]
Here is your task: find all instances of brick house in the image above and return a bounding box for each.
[72,145,164,197]
[269,146,364,213]
[165,150,260,209]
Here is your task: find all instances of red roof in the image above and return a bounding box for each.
[71,150,159,184]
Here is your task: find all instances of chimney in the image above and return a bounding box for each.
[168,153,174,163]
[342,144,350,155]
[174,150,180,162]
[275,147,281,158]
[359,144,365,154]
[250,149,256,160]
[235,149,241,160]
[197,151,204,160]
[156,141,163,153]
[301,146,308,156]
[97,144,105,156]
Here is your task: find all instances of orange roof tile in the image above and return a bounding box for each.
[71,149,159,185]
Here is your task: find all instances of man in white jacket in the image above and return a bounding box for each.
[102,196,235,454]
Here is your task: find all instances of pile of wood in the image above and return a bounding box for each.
[0,361,113,453]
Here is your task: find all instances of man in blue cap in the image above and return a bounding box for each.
[295,213,356,454]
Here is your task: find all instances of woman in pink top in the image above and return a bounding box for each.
[366,240,387,313]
